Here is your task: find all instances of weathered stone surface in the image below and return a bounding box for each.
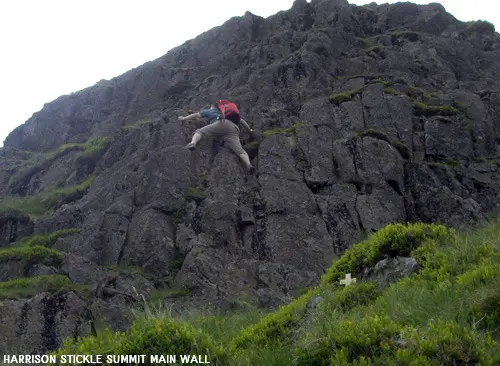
[255,261,318,307]
[264,213,336,272]
[363,256,420,286]
[60,253,107,285]
[89,298,133,332]
[0,213,33,247]
[297,124,335,188]
[120,209,176,279]
[0,292,90,355]
[316,184,362,253]
[1,0,500,353]
[405,163,484,227]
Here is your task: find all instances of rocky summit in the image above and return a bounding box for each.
[0,0,499,355]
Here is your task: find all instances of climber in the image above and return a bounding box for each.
[178,101,255,174]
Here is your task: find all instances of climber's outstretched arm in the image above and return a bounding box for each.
[178,112,201,121]
[239,118,253,134]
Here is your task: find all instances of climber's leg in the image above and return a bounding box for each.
[223,124,255,174]
[186,132,203,150]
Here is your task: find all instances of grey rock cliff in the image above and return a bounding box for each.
[1,0,500,353]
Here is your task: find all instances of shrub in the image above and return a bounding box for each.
[325,282,381,312]
[397,320,498,365]
[457,264,500,288]
[0,275,72,299]
[50,316,229,365]
[296,313,400,364]
[320,223,455,286]
[230,289,319,349]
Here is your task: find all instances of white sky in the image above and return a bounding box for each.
[0,0,498,148]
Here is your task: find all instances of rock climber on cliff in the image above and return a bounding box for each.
[178,100,256,174]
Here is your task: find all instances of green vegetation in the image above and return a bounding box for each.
[231,289,319,349]
[44,136,110,162]
[354,129,390,142]
[172,202,187,226]
[383,86,402,96]
[359,36,378,49]
[320,222,454,285]
[0,245,62,265]
[7,136,108,193]
[413,101,459,117]
[262,122,304,138]
[179,308,268,347]
[0,275,72,300]
[354,130,411,159]
[243,140,260,150]
[0,176,95,218]
[122,119,154,129]
[428,158,462,170]
[374,78,394,87]
[74,136,110,167]
[50,219,500,365]
[186,187,208,203]
[480,157,500,168]
[328,89,362,105]
[45,143,85,161]
[16,228,80,248]
[408,85,433,100]
[50,316,229,365]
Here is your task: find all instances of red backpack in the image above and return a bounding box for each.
[217,99,241,124]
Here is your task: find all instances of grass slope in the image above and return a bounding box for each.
[0,177,94,218]
[50,220,500,365]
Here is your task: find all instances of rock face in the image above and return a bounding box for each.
[0,292,91,355]
[1,0,500,354]
[362,256,420,286]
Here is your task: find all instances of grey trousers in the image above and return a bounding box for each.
[196,119,247,156]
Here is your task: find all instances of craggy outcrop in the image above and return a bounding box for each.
[0,0,499,353]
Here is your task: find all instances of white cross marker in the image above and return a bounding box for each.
[340,273,357,286]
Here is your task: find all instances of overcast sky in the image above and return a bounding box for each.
[0,0,498,147]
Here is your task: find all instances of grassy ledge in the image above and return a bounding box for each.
[328,89,362,105]
[0,245,63,265]
[413,101,459,117]
[0,275,72,300]
[16,228,80,248]
[0,176,95,218]
[262,122,304,138]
